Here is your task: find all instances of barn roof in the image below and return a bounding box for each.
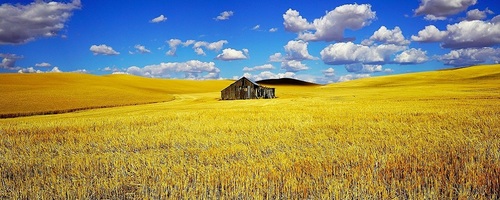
[221,77,260,91]
[244,77,260,86]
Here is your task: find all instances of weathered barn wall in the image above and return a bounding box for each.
[221,77,275,100]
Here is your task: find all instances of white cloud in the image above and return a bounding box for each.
[193,40,228,55]
[166,39,183,56]
[252,25,260,30]
[345,63,383,73]
[243,71,296,81]
[415,0,477,20]
[102,66,121,72]
[320,42,406,65]
[284,4,376,42]
[394,48,429,64]
[243,64,275,72]
[17,66,63,73]
[440,47,500,66]
[183,40,196,47]
[50,67,62,73]
[134,44,151,54]
[18,67,41,73]
[362,26,410,46]
[322,68,335,77]
[284,40,316,61]
[281,60,308,72]
[216,48,248,61]
[283,9,314,32]
[269,28,278,32]
[0,54,22,70]
[442,19,500,49]
[166,39,227,56]
[90,44,120,55]
[337,74,371,82]
[72,69,88,73]
[125,60,220,79]
[215,11,234,21]
[0,0,81,44]
[269,53,284,62]
[411,25,447,42]
[411,19,500,49]
[35,62,51,67]
[465,8,493,21]
[151,14,167,23]
[424,15,447,21]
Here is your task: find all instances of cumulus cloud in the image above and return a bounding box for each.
[71,69,87,73]
[50,66,62,73]
[284,40,317,60]
[269,28,278,32]
[102,66,122,72]
[411,25,447,42]
[281,60,308,72]
[320,42,406,65]
[252,25,260,30]
[243,71,296,81]
[440,47,500,66]
[243,64,275,72]
[269,53,284,62]
[215,11,234,21]
[337,74,371,82]
[411,19,500,49]
[394,48,429,64]
[35,62,51,67]
[322,67,335,77]
[134,45,151,54]
[362,26,410,46]
[90,44,120,55]
[283,9,314,32]
[0,54,23,70]
[150,14,167,23]
[465,8,494,21]
[415,0,477,20]
[125,60,220,79]
[18,67,41,73]
[345,64,383,73]
[0,0,81,44]
[284,4,376,42]
[165,39,228,56]
[194,40,228,55]
[18,66,62,73]
[166,39,183,56]
[216,48,248,61]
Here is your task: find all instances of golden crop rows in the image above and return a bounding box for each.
[0,65,499,198]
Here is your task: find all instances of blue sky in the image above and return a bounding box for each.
[1,0,499,83]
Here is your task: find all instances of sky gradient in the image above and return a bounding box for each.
[1,0,499,83]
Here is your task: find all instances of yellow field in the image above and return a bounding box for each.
[0,73,231,117]
[0,65,499,198]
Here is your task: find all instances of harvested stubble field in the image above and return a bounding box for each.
[0,65,499,199]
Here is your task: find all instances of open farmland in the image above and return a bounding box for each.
[0,65,499,198]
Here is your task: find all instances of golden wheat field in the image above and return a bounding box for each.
[0,65,499,199]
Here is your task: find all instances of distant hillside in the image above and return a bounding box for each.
[0,73,232,118]
[256,78,319,86]
[326,64,500,88]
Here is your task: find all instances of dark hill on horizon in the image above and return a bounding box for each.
[256,78,319,86]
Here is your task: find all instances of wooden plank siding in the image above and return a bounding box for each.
[221,77,275,100]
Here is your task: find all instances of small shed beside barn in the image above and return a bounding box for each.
[221,77,275,100]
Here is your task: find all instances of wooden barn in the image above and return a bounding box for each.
[221,77,275,100]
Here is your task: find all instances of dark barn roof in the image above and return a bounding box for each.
[220,77,275,100]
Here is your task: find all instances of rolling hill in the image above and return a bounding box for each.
[0,64,499,118]
[256,78,319,86]
[0,73,231,118]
